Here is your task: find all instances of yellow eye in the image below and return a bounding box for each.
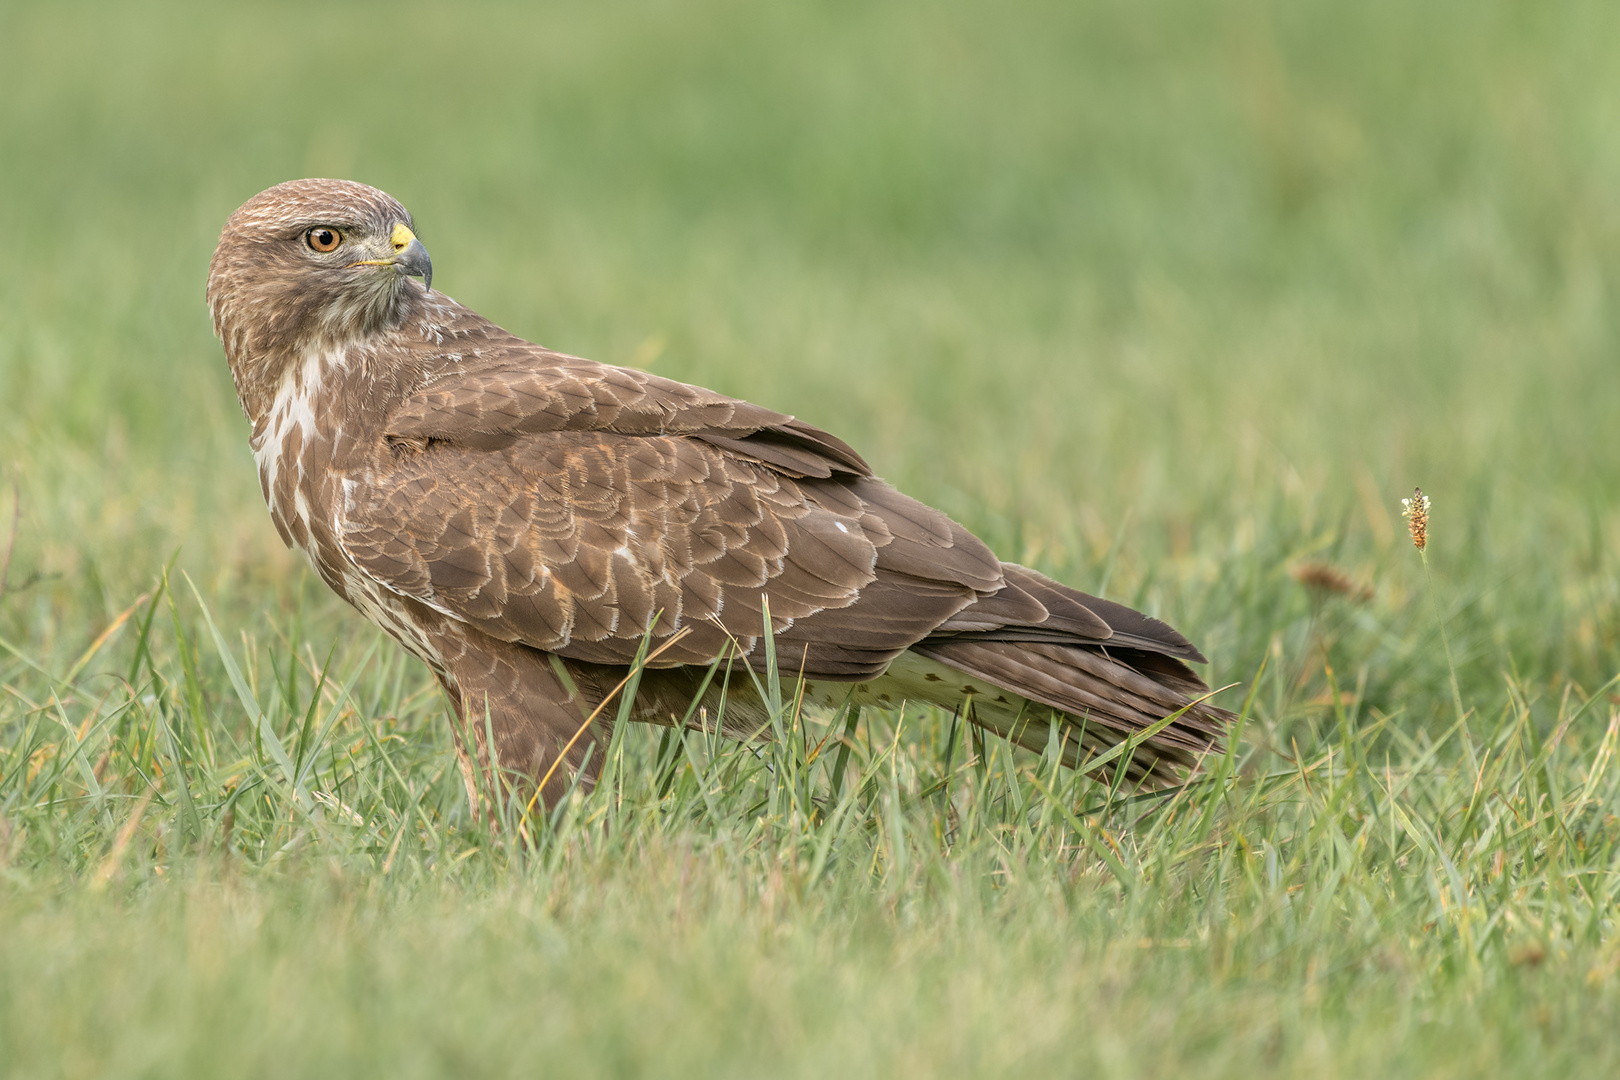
[306,227,343,253]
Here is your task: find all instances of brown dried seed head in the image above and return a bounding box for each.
[1401,488,1429,551]
[1290,561,1373,601]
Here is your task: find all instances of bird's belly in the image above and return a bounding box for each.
[798,651,1035,733]
[341,570,449,675]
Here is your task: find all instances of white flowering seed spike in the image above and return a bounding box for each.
[1401,488,1429,551]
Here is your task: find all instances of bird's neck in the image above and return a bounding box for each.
[222,290,518,434]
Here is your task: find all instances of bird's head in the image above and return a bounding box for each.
[207,178,433,373]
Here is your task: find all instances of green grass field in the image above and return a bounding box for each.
[4,0,1620,1074]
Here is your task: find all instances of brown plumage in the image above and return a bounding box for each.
[207,178,1233,808]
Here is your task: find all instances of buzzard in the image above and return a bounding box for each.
[208,179,1231,808]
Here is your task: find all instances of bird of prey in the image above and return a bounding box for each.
[208,178,1231,809]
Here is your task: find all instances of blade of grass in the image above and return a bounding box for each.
[182,573,310,813]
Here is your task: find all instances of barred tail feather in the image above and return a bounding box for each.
[912,639,1231,786]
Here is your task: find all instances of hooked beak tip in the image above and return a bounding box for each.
[396,235,433,294]
[351,229,434,293]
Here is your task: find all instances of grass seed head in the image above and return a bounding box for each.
[1289,561,1373,601]
[1402,488,1429,551]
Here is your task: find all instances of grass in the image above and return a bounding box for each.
[3,0,1620,1074]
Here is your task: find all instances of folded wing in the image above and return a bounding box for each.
[339,347,1011,678]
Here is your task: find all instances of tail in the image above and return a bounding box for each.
[910,564,1232,787]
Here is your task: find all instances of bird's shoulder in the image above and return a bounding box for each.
[382,310,869,479]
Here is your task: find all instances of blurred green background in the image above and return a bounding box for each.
[6,2,1620,1076]
[5,0,1620,705]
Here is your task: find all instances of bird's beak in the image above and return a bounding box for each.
[352,222,433,293]
[393,228,433,293]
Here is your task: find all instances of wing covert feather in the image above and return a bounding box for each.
[386,348,871,478]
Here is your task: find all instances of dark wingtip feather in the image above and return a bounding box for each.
[1009,564,1208,662]
[927,562,1210,664]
